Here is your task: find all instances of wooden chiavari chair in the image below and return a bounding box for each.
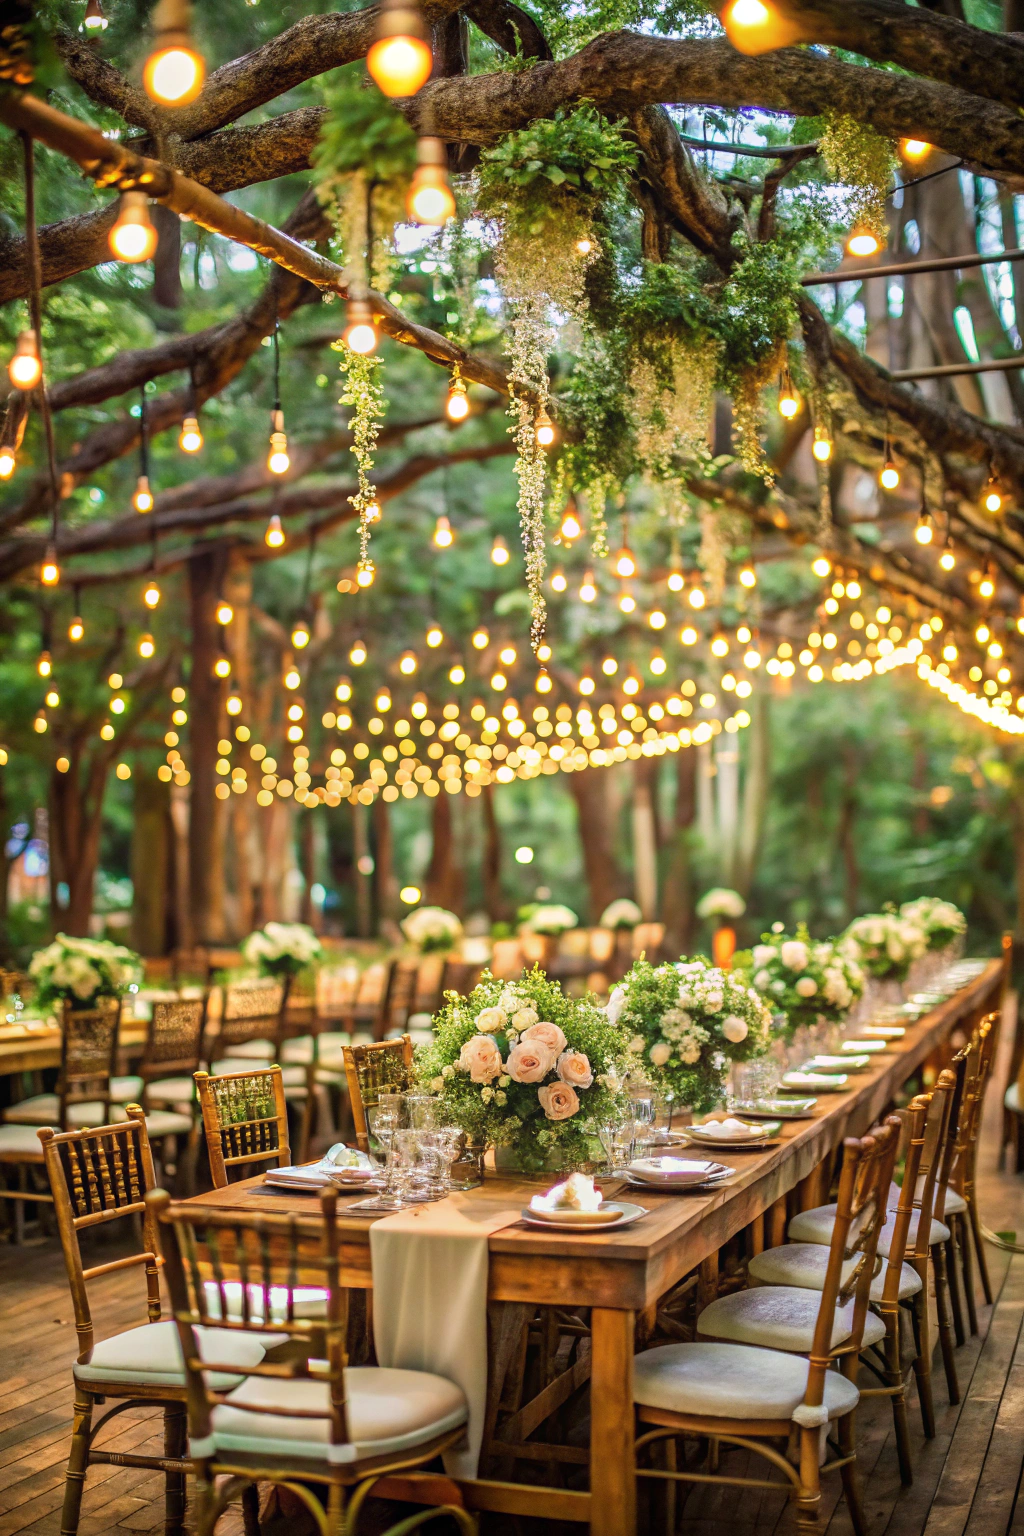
[957,1012,999,1309]
[342,1036,414,1154]
[38,1108,275,1536]
[374,958,420,1041]
[150,1184,474,1536]
[633,1120,899,1536]
[194,1065,291,1188]
[208,976,285,1070]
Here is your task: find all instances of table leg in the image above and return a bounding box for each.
[590,1307,636,1536]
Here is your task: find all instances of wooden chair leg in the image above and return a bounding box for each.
[909,1287,935,1439]
[837,1408,866,1536]
[663,1434,677,1536]
[60,1390,94,1536]
[795,1425,822,1531]
[968,1194,993,1307]
[163,1404,187,1536]
[881,1308,913,1486]
[945,1232,966,1348]
[931,1244,960,1405]
[957,1213,978,1336]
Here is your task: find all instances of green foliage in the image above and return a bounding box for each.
[520,0,717,58]
[818,112,897,244]
[478,104,637,213]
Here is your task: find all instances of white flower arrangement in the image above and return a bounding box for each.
[241,921,322,978]
[616,956,771,1112]
[416,969,629,1173]
[742,924,864,1039]
[29,934,141,1012]
[696,887,746,920]
[899,897,966,952]
[599,898,643,930]
[524,903,579,937]
[400,906,463,954]
[841,911,928,981]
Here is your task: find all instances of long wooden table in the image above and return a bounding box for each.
[187,954,1006,1536]
[0,1020,148,1076]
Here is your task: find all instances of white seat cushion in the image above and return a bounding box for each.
[877,1210,950,1256]
[4,1096,109,1129]
[633,1342,860,1422]
[942,1189,967,1215]
[748,1241,922,1303]
[74,1320,276,1391]
[145,1077,197,1105]
[697,1286,886,1354]
[210,1061,306,1090]
[125,1109,192,1139]
[202,1281,329,1322]
[110,1075,144,1103]
[0,1123,49,1155]
[202,1367,467,1465]
[280,1037,314,1064]
[1006,1080,1021,1113]
[787,1202,868,1247]
[218,1040,274,1061]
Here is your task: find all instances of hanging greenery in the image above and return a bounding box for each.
[334,347,387,572]
[818,112,897,247]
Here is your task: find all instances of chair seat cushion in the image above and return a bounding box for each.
[218,1040,274,1061]
[202,1281,329,1322]
[877,1211,950,1257]
[789,1203,950,1253]
[697,1286,886,1354]
[74,1321,276,1391]
[748,1242,922,1303]
[943,1189,967,1216]
[4,1096,107,1129]
[280,1037,314,1064]
[0,1123,49,1156]
[202,1367,467,1465]
[632,1342,860,1422]
[145,1077,196,1106]
[110,1075,144,1103]
[122,1109,192,1139]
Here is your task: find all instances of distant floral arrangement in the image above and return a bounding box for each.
[743,923,864,1038]
[30,935,141,1012]
[600,898,642,930]
[401,906,463,953]
[416,968,629,1173]
[616,956,771,1112]
[899,897,966,952]
[840,912,927,981]
[696,887,746,920]
[241,921,322,977]
[523,903,578,936]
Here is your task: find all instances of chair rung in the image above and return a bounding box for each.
[637,1467,781,1491]
[90,1450,192,1473]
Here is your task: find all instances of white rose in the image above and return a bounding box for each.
[628,1035,646,1054]
[704,993,724,1013]
[795,976,818,998]
[752,945,775,967]
[678,1037,702,1064]
[780,940,809,971]
[430,1076,445,1093]
[511,1006,539,1030]
[753,969,771,990]
[604,986,626,1026]
[721,1016,748,1044]
[649,1041,672,1067]
[475,1007,506,1034]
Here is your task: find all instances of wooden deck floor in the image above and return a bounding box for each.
[1,1026,1022,1536]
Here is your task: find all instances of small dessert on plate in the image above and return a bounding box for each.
[528,1173,621,1225]
[684,1117,774,1144]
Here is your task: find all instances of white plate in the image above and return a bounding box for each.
[806,1055,871,1072]
[859,1027,905,1041]
[625,1169,733,1194]
[525,1201,623,1226]
[520,1201,647,1231]
[781,1072,848,1092]
[733,1098,817,1119]
[681,1124,780,1149]
[629,1156,727,1185]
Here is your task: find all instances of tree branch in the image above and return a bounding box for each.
[464,0,553,60]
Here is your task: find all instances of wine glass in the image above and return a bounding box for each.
[599,1120,636,1176]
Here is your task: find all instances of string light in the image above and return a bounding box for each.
[449,663,465,684]
[940,540,956,572]
[40,546,59,586]
[879,458,900,491]
[778,369,799,419]
[446,368,469,421]
[579,571,597,603]
[226,693,243,715]
[343,295,378,355]
[738,563,757,588]
[914,510,934,545]
[108,193,158,263]
[265,513,285,548]
[138,633,155,658]
[216,600,234,625]
[38,651,51,678]
[614,540,637,579]
[979,570,996,600]
[560,500,582,543]
[550,568,567,593]
[291,619,310,649]
[426,624,444,647]
[619,591,636,614]
[433,515,454,548]
[491,534,510,565]
[178,412,202,453]
[812,426,833,462]
[688,581,706,610]
[68,614,84,642]
[143,0,206,105]
[812,556,831,578]
[8,331,41,391]
[84,0,108,28]
[132,474,154,513]
[901,139,931,161]
[143,580,161,608]
[366,0,432,96]
[356,559,375,587]
[0,440,15,479]
[266,411,290,474]
[283,667,301,690]
[846,226,882,259]
[983,479,1003,514]
[350,639,367,665]
[407,137,456,225]
[399,650,418,675]
[534,407,556,448]
[472,628,489,649]
[649,608,666,629]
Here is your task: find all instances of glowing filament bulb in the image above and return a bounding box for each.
[143,581,160,609]
[38,651,51,678]
[902,139,931,161]
[433,514,454,548]
[688,585,706,610]
[914,513,933,545]
[812,428,832,462]
[446,370,469,420]
[366,0,432,97]
[139,633,155,658]
[550,568,567,593]
[940,545,956,572]
[0,445,15,478]
[109,193,158,262]
[407,137,456,225]
[979,573,996,600]
[40,546,59,586]
[579,571,597,602]
[133,475,154,514]
[879,460,900,491]
[399,651,417,675]
[426,624,443,647]
[8,330,41,391]
[356,559,375,587]
[472,628,489,649]
[491,535,510,565]
[143,0,205,105]
[343,295,377,355]
[178,413,202,452]
[265,513,285,548]
[614,545,636,579]
[68,615,84,642]
[534,406,555,447]
[267,409,289,474]
[350,640,367,665]
[846,226,881,259]
[216,601,233,625]
[738,564,756,588]
[984,481,1003,513]
[560,502,582,542]
[291,620,310,649]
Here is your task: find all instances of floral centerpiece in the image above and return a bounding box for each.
[29,935,141,1012]
[416,968,629,1173]
[600,898,642,930]
[616,957,771,1113]
[743,923,864,1039]
[522,903,578,936]
[899,897,966,952]
[241,921,322,978]
[401,906,462,953]
[696,887,745,968]
[840,911,927,981]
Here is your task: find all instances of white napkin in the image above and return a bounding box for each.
[696,1117,761,1140]
[370,1195,521,1476]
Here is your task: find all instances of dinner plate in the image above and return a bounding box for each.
[806,1054,871,1073]
[628,1156,727,1185]
[733,1098,817,1119]
[524,1202,623,1226]
[681,1123,780,1149]
[859,1026,906,1040]
[625,1169,733,1194]
[520,1201,647,1231]
[842,1038,889,1052]
[781,1071,848,1092]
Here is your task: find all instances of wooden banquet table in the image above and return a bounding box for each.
[186,954,1007,1536]
[0,1017,148,1076]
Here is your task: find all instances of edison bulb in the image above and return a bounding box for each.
[8,331,41,391]
[109,193,158,262]
[579,572,597,602]
[846,227,881,258]
[902,139,930,161]
[812,431,833,463]
[446,375,469,420]
[879,462,900,491]
[560,506,582,542]
[143,43,205,106]
[778,389,799,419]
[615,547,636,579]
[179,415,202,453]
[143,582,160,609]
[366,30,432,98]
[265,513,285,548]
[0,448,15,478]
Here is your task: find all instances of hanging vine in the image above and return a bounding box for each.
[818,112,897,248]
[335,348,387,573]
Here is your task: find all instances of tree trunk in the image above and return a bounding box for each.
[480,782,510,921]
[224,551,255,941]
[631,757,659,920]
[372,795,401,939]
[169,782,192,950]
[353,803,373,939]
[424,789,464,913]
[736,693,771,899]
[714,734,741,888]
[131,772,170,955]
[837,747,860,923]
[187,548,229,944]
[49,746,115,937]
[566,768,625,924]
[662,746,697,955]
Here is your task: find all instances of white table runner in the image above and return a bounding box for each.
[369,1194,521,1477]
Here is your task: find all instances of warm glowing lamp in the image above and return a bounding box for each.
[68,615,84,642]
[901,139,931,162]
[983,480,1003,513]
[343,294,377,355]
[446,369,469,420]
[133,474,154,513]
[560,501,582,542]
[143,580,161,608]
[40,546,59,586]
[356,559,375,587]
[143,0,206,105]
[579,571,597,602]
[178,413,202,453]
[267,409,289,474]
[846,226,882,259]
[0,446,14,479]
[879,459,900,491]
[138,633,156,658]
[8,330,41,391]
[407,138,456,225]
[433,514,454,548]
[940,543,956,572]
[812,427,832,462]
[291,620,310,649]
[108,193,158,262]
[265,513,285,548]
[491,534,510,565]
[426,624,444,647]
[738,564,757,588]
[366,0,432,97]
[914,512,934,545]
[216,600,234,625]
[721,0,804,54]
[84,0,108,29]
[535,406,555,447]
[614,545,637,579]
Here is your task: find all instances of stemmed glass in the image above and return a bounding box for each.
[599,1119,636,1176]
[629,1094,655,1158]
[422,1126,461,1198]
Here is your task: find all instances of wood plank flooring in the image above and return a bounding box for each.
[1,1011,1021,1536]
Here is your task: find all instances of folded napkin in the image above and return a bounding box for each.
[370,1194,521,1477]
[695,1117,762,1140]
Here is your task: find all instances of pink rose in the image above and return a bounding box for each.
[506,1040,556,1083]
[457,1035,503,1084]
[538,1082,580,1121]
[520,1021,567,1056]
[557,1050,593,1089]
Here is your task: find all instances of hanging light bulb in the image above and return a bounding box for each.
[535,406,556,448]
[84,0,108,28]
[710,632,730,658]
[688,580,706,610]
[366,0,432,97]
[399,650,418,675]
[283,666,301,690]
[560,499,582,543]
[914,510,934,545]
[778,370,799,419]
[433,514,454,548]
[550,568,567,593]
[38,650,52,678]
[812,426,833,462]
[446,368,469,421]
[349,639,368,665]
[471,627,489,649]
[579,570,597,603]
[614,543,637,579]
[426,623,444,647]
[356,558,375,587]
[265,409,289,474]
[491,534,510,565]
[226,692,243,716]
[143,580,161,608]
[983,479,1003,514]
[143,0,206,105]
[342,294,377,355]
[575,235,594,256]
[68,614,84,642]
[108,192,158,263]
[215,599,233,625]
[449,663,465,683]
[133,474,153,513]
[846,225,882,259]
[0,444,15,479]
[8,330,41,391]
[40,545,59,586]
[721,0,803,52]
[291,619,311,649]
[178,411,202,453]
[812,555,831,578]
[738,563,757,588]
[979,569,996,600]
[265,513,285,548]
[667,558,684,593]
[901,139,931,162]
[138,633,156,658]
[940,541,956,572]
[407,137,456,225]
[879,458,900,491]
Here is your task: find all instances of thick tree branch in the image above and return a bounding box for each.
[464,0,553,60]
[52,29,158,132]
[627,105,737,267]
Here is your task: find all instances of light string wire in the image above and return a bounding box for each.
[23,131,60,556]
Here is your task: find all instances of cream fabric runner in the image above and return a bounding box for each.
[369,1193,522,1477]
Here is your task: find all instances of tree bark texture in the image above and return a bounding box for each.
[425,789,465,914]
[661,745,698,955]
[567,768,626,924]
[480,782,511,921]
[187,548,229,945]
[130,773,170,955]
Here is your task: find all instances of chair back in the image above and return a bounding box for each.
[933,1050,969,1224]
[437,959,482,1004]
[803,1117,900,1409]
[877,1095,929,1307]
[195,1066,291,1188]
[905,1066,956,1260]
[343,1036,414,1153]
[37,1107,161,1361]
[139,996,207,1095]
[151,1186,350,1461]
[213,978,285,1059]
[377,960,419,1039]
[57,997,121,1130]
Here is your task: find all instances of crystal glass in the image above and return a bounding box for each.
[403,1092,438,1130]
[422,1126,461,1197]
[599,1119,636,1175]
